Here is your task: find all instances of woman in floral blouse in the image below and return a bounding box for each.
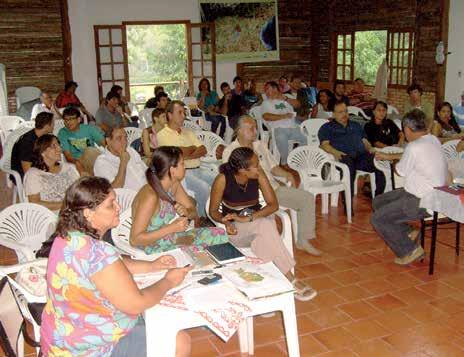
[40,176,191,356]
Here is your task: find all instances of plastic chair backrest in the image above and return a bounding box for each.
[442,139,460,161]
[0,126,31,171]
[124,127,143,146]
[183,119,202,132]
[196,131,225,160]
[115,188,137,213]
[347,106,369,119]
[0,115,26,137]
[387,105,399,115]
[139,108,154,128]
[53,119,65,136]
[287,145,331,179]
[15,87,41,108]
[300,119,329,146]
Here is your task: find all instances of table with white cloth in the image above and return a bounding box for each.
[139,253,301,357]
[420,188,464,274]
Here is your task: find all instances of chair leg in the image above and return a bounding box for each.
[456,222,460,256]
[321,194,329,214]
[420,219,425,249]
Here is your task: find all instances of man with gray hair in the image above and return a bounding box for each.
[371,109,448,265]
[222,115,320,256]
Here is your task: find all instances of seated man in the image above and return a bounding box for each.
[217,81,246,130]
[30,92,62,120]
[371,109,448,265]
[223,115,320,256]
[95,91,129,134]
[348,78,376,115]
[318,100,386,197]
[329,80,350,110]
[12,112,54,178]
[157,100,215,216]
[94,127,147,192]
[58,107,105,175]
[261,81,307,166]
[404,83,434,130]
[145,90,169,110]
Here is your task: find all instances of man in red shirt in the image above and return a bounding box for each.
[55,81,93,120]
[348,78,376,114]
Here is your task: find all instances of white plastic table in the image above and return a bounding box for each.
[144,290,300,357]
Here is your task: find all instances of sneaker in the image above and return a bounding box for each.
[294,285,318,302]
[394,246,425,265]
[296,240,322,256]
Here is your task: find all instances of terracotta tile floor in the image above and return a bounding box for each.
[2,176,464,356]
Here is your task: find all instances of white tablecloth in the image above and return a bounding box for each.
[420,189,464,223]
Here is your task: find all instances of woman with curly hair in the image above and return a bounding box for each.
[23,134,80,212]
[40,176,191,356]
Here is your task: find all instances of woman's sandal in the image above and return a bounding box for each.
[292,279,317,302]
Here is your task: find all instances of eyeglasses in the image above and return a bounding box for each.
[63,116,79,122]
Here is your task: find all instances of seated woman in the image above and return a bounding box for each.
[40,176,191,357]
[24,134,80,212]
[141,108,167,159]
[196,77,226,138]
[431,102,463,143]
[209,147,316,301]
[364,101,404,148]
[130,146,228,254]
[310,89,333,119]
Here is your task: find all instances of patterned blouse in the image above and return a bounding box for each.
[40,231,139,356]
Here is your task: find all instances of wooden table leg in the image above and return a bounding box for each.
[429,211,438,275]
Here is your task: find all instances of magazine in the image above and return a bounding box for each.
[221,261,295,300]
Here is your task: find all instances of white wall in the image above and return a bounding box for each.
[68,0,236,114]
[445,0,464,105]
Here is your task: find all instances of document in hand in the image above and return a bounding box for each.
[221,261,295,300]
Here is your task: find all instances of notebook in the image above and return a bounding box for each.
[205,242,246,265]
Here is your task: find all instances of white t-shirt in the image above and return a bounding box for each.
[94,147,147,192]
[222,140,280,190]
[30,103,60,121]
[396,134,447,198]
[261,99,296,129]
[24,162,80,202]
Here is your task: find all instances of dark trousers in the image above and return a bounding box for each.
[341,152,386,197]
[371,188,427,257]
[205,113,226,138]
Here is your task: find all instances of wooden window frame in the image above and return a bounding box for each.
[331,29,415,88]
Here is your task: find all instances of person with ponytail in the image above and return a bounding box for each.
[130,146,228,254]
[40,176,192,357]
[209,147,317,301]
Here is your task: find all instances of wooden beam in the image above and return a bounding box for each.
[60,0,72,82]
[436,0,450,104]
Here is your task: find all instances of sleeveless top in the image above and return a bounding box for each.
[221,170,261,215]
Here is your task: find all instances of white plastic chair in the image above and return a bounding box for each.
[111,209,155,260]
[196,131,225,161]
[124,127,142,146]
[249,105,269,145]
[353,170,376,199]
[182,97,210,131]
[53,119,65,136]
[288,146,352,223]
[347,106,370,120]
[387,104,399,115]
[15,87,41,109]
[0,203,56,263]
[128,102,139,117]
[0,126,32,204]
[393,118,402,130]
[0,259,47,357]
[205,194,294,260]
[139,108,154,130]
[183,119,202,132]
[300,119,329,146]
[0,115,26,144]
[115,188,137,213]
[442,139,460,161]
[373,146,404,192]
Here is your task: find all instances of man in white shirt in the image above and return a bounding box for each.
[371,109,448,265]
[30,92,62,120]
[94,127,147,192]
[261,81,307,166]
[222,115,320,256]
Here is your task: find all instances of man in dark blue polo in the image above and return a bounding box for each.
[318,100,385,197]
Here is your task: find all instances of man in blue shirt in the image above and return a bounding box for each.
[318,100,385,197]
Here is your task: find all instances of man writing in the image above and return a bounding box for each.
[222,115,320,255]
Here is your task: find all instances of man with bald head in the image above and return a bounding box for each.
[222,115,320,256]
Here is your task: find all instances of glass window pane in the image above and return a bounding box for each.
[99,47,111,63]
[345,51,351,65]
[111,29,122,45]
[338,35,344,49]
[112,46,123,62]
[98,29,109,45]
[113,64,124,79]
[337,51,344,65]
[346,34,351,49]
[393,33,398,48]
[345,66,351,80]
[404,33,409,48]
[402,69,408,85]
[337,66,343,79]
[390,69,397,84]
[391,50,397,66]
[102,82,113,95]
[101,64,112,80]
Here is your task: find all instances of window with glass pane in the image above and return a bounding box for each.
[387,30,414,86]
[335,33,354,81]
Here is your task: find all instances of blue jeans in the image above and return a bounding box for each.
[184,167,216,216]
[111,319,146,357]
[206,113,226,138]
[274,127,307,165]
[371,188,428,258]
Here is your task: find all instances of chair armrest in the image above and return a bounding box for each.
[0,237,35,261]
